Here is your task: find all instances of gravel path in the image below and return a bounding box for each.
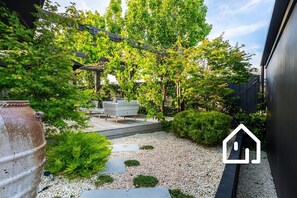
[236,151,278,198]
[37,132,224,198]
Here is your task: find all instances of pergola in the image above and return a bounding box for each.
[0,0,157,107]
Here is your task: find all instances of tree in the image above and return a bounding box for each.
[0,2,90,129]
[124,0,212,119]
[180,35,252,111]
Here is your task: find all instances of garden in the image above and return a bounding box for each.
[0,0,269,197]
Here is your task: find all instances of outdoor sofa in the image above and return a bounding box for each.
[103,99,139,122]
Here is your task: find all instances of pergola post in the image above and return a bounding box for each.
[95,70,101,108]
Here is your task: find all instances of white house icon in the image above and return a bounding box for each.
[223,124,261,164]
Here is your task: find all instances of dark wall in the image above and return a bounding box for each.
[1,0,45,28]
[228,76,259,114]
[266,4,297,198]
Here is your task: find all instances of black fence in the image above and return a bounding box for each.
[228,76,260,114]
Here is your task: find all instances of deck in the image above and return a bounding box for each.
[84,115,168,139]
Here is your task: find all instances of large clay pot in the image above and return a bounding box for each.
[0,100,46,198]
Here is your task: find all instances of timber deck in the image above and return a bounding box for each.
[84,116,170,139]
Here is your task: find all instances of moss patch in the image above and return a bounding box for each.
[140,145,154,150]
[95,175,114,186]
[169,189,195,198]
[124,160,140,167]
[133,175,158,188]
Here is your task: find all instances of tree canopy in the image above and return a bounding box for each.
[0,0,253,127]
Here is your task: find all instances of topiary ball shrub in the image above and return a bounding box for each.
[172,109,199,138]
[124,160,140,167]
[169,189,195,198]
[133,175,158,188]
[172,110,231,146]
[95,175,114,186]
[140,145,154,150]
[46,131,111,179]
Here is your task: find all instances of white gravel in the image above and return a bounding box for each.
[37,132,224,198]
[236,151,278,198]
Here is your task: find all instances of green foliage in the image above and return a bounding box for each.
[95,175,114,186]
[172,110,231,146]
[169,189,195,198]
[125,0,211,49]
[140,145,154,150]
[125,0,211,119]
[180,36,251,111]
[124,160,140,167]
[172,110,199,138]
[46,131,111,179]
[0,2,90,129]
[234,110,266,148]
[162,120,173,131]
[133,175,158,188]
[196,36,252,84]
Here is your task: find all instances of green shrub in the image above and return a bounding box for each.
[169,189,195,198]
[172,110,231,146]
[234,110,266,148]
[172,110,199,138]
[124,160,140,167]
[95,175,114,186]
[133,175,158,188]
[162,120,173,131]
[140,145,154,150]
[46,131,111,179]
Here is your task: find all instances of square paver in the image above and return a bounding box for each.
[112,144,139,152]
[100,158,125,174]
[80,187,171,198]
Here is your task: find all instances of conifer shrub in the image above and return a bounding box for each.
[46,131,111,179]
[172,110,231,146]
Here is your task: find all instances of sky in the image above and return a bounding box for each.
[54,0,275,68]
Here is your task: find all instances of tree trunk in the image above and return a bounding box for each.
[176,82,181,112]
[161,83,167,113]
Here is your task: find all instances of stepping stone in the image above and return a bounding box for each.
[80,187,171,198]
[112,144,139,152]
[100,158,125,174]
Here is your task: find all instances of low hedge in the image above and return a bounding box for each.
[172,110,231,146]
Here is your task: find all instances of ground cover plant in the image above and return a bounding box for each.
[95,175,114,186]
[140,145,154,150]
[45,131,111,179]
[169,189,195,198]
[172,110,231,146]
[124,160,140,167]
[133,175,159,188]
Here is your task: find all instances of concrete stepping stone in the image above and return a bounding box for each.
[112,144,139,152]
[80,187,171,198]
[100,158,125,174]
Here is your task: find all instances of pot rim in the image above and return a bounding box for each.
[0,100,30,106]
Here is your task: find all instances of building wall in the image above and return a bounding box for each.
[266,4,297,198]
